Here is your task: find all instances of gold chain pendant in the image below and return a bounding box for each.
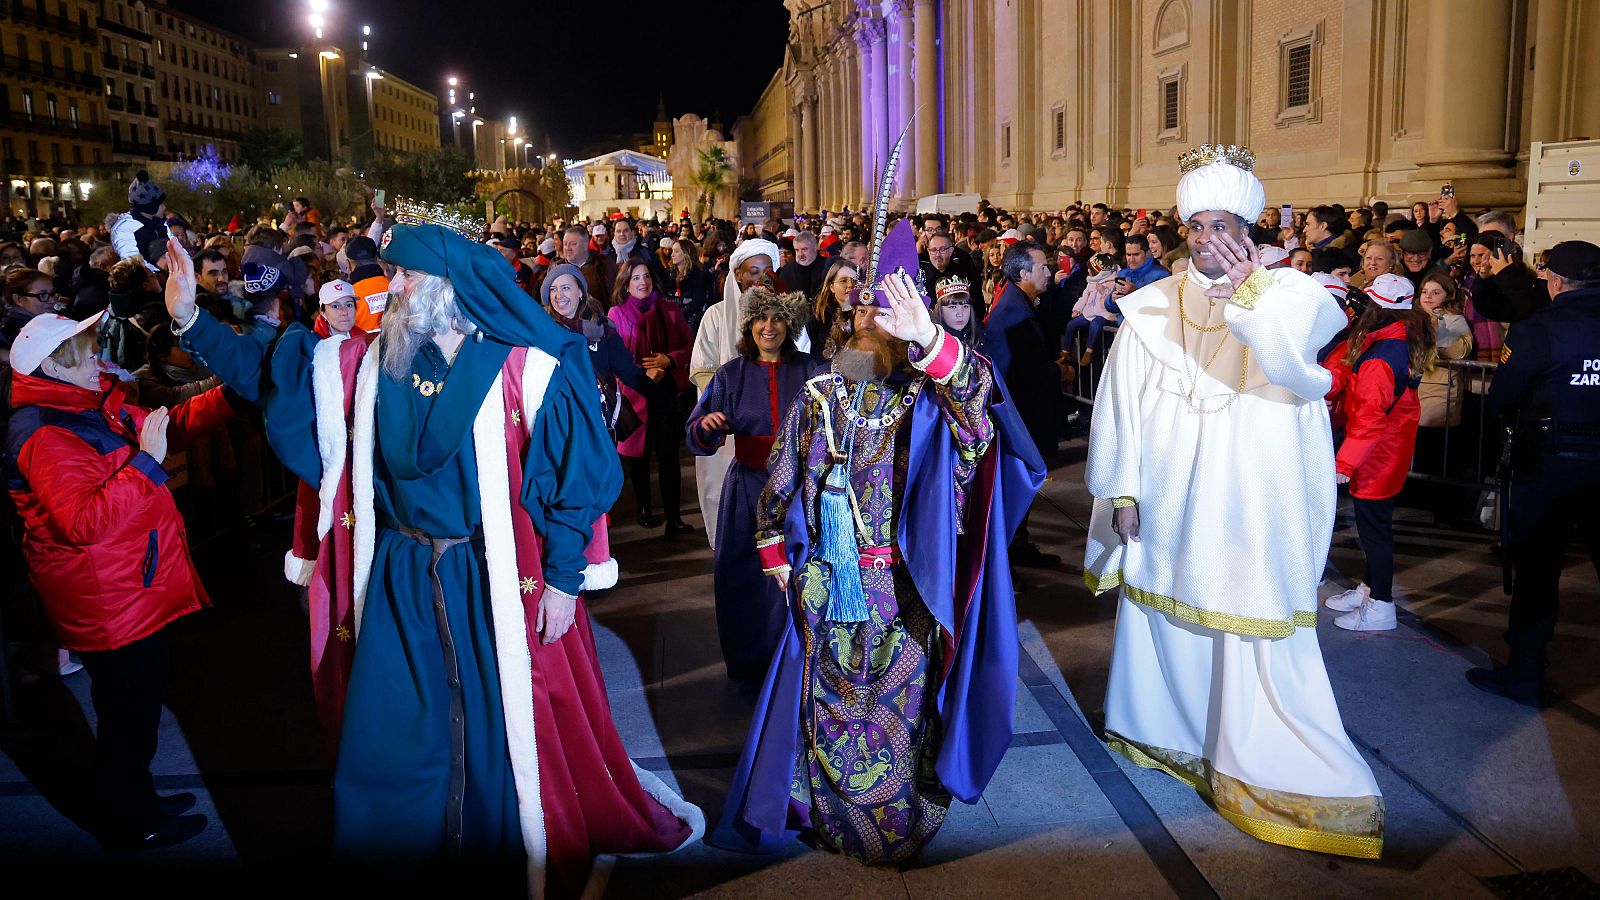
[1178,275,1229,333]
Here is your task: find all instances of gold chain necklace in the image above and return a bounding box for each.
[1176,276,1249,414]
[1178,275,1229,333]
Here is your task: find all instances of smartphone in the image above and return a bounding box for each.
[374,189,386,207]
[1440,182,1454,199]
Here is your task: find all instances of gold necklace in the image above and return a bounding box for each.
[1178,275,1229,333]
[1177,284,1250,415]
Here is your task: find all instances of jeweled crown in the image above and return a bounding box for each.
[391,197,485,239]
[1178,144,1256,174]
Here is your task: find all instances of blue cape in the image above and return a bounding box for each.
[712,371,1046,852]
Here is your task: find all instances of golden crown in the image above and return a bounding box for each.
[390,197,485,239]
[1178,144,1257,174]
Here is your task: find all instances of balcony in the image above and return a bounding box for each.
[0,110,112,143]
[112,139,164,161]
[3,4,96,44]
[107,95,126,112]
[130,100,157,118]
[0,53,100,92]
[165,119,242,143]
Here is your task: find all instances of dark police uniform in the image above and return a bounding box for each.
[1481,282,1600,693]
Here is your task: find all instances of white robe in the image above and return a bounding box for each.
[1084,267,1383,859]
[688,287,811,552]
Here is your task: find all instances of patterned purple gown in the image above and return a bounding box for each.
[753,341,994,864]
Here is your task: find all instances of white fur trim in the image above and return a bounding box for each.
[581,558,618,592]
[349,335,381,639]
[620,764,706,853]
[474,370,549,898]
[311,333,350,540]
[520,347,558,436]
[283,550,316,586]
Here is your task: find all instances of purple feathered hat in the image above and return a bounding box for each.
[844,115,931,310]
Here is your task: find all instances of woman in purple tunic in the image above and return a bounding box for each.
[686,287,819,679]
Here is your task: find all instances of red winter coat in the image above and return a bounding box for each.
[6,371,235,651]
[1326,321,1421,500]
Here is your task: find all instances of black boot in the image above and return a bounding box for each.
[104,813,208,852]
[1466,665,1549,708]
[637,509,661,528]
[665,518,696,538]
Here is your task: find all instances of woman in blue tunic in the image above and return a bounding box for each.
[685,287,818,679]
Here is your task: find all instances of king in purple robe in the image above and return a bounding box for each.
[685,286,821,679]
[712,217,1046,864]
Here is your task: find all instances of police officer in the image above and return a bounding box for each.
[1467,240,1600,707]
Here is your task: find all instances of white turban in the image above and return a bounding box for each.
[1176,161,1266,224]
[724,238,779,305]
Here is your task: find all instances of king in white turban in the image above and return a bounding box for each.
[1082,144,1384,857]
[689,238,812,549]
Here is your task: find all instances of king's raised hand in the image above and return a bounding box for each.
[874,271,938,351]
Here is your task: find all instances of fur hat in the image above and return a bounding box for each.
[739,285,808,334]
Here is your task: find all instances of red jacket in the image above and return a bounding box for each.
[5,371,235,651]
[1326,321,1421,500]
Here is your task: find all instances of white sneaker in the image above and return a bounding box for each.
[1325,583,1369,612]
[1334,599,1397,632]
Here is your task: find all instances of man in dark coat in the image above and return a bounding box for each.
[979,239,1072,567]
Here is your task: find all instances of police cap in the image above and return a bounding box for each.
[1544,240,1600,282]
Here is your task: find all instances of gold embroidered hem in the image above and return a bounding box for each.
[1107,731,1383,859]
[1110,496,1137,509]
[1083,569,1316,638]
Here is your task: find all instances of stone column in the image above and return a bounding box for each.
[820,71,836,210]
[913,0,939,196]
[803,88,820,212]
[1416,0,1514,178]
[859,17,890,201]
[894,1,916,199]
[1527,0,1568,143]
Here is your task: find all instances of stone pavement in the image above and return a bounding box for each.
[1,453,1596,897]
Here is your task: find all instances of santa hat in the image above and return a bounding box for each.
[1365,273,1415,310]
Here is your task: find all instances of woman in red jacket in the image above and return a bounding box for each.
[5,311,234,849]
[1322,273,1435,632]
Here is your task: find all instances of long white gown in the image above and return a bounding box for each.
[1083,266,1384,859]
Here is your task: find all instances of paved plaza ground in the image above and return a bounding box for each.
[2,450,1597,897]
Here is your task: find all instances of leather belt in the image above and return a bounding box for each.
[380,513,481,857]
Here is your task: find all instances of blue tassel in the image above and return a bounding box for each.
[818,466,869,624]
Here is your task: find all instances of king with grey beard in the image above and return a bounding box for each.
[380,271,478,380]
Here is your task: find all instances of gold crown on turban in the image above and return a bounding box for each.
[1178,144,1257,174]
[391,197,485,239]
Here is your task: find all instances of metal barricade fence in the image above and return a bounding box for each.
[1061,337,1501,494]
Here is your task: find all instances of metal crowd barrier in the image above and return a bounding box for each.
[1061,336,1501,493]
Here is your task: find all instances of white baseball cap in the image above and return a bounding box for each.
[12,311,105,376]
[999,228,1022,244]
[319,279,356,306]
[1312,271,1350,301]
[1366,273,1415,309]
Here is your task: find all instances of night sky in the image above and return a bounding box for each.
[168,0,791,156]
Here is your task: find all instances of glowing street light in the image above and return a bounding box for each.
[447,76,458,87]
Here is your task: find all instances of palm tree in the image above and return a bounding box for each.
[692,146,732,220]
